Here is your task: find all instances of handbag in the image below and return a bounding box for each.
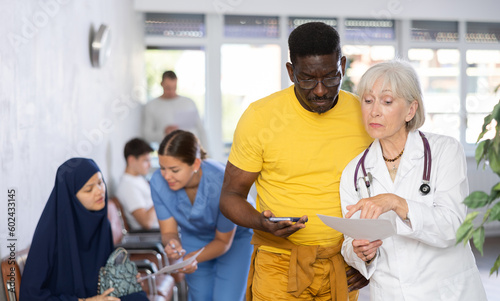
[97,247,143,297]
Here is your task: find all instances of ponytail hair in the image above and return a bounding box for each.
[158,130,207,165]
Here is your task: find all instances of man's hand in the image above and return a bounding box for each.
[260,210,307,238]
[346,266,369,292]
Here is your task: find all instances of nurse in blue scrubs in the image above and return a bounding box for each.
[150,130,253,301]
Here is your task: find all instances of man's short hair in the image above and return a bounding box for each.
[162,70,177,81]
[288,22,342,65]
[124,138,153,160]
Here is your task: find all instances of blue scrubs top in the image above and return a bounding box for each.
[150,159,249,249]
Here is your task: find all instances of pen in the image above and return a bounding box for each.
[170,242,180,255]
[170,242,185,256]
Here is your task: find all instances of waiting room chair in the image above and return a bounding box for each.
[108,197,167,268]
[1,247,29,301]
[1,246,174,301]
[110,196,188,301]
[109,197,162,242]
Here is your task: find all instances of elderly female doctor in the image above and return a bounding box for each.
[339,60,486,300]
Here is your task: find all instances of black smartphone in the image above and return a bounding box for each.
[268,217,305,222]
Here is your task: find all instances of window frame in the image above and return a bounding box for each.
[144,14,500,159]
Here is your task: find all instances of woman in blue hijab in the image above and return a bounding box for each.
[20,158,147,301]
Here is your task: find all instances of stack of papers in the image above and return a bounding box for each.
[317,214,396,241]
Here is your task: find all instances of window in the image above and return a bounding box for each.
[221,15,282,153]
[220,44,281,150]
[144,48,206,169]
[464,22,500,142]
[343,45,396,92]
[407,20,500,148]
[466,50,500,142]
[408,48,460,139]
[142,14,500,158]
[342,19,396,93]
[145,48,206,117]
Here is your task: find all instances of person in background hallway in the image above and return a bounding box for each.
[219,22,372,300]
[142,70,208,149]
[20,157,147,301]
[340,60,487,300]
[115,137,159,231]
[150,130,253,301]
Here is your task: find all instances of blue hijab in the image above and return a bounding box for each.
[20,158,113,300]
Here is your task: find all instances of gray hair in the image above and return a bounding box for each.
[356,59,425,131]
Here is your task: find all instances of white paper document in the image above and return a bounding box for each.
[139,248,204,281]
[317,214,396,241]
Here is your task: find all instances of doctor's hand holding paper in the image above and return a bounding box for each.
[339,60,486,301]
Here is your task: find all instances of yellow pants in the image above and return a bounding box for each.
[251,249,359,301]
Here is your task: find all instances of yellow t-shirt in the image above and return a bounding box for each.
[229,85,372,248]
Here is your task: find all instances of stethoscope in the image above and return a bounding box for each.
[354,131,432,198]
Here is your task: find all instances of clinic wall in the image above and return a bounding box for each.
[0,0,145,258]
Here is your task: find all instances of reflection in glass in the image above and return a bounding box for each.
[411,20,458,42]
[466,22,500,43]
[345,19,395,42]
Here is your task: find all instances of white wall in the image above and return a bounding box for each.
[0,0,145,258]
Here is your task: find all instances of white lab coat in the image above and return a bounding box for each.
[340,130,487,301]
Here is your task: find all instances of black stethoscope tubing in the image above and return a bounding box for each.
[354,131,432,196]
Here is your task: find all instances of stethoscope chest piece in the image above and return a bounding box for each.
[419,183,430,195]
[354,131,433,197]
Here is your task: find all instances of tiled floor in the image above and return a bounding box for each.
[357,236,500,300]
